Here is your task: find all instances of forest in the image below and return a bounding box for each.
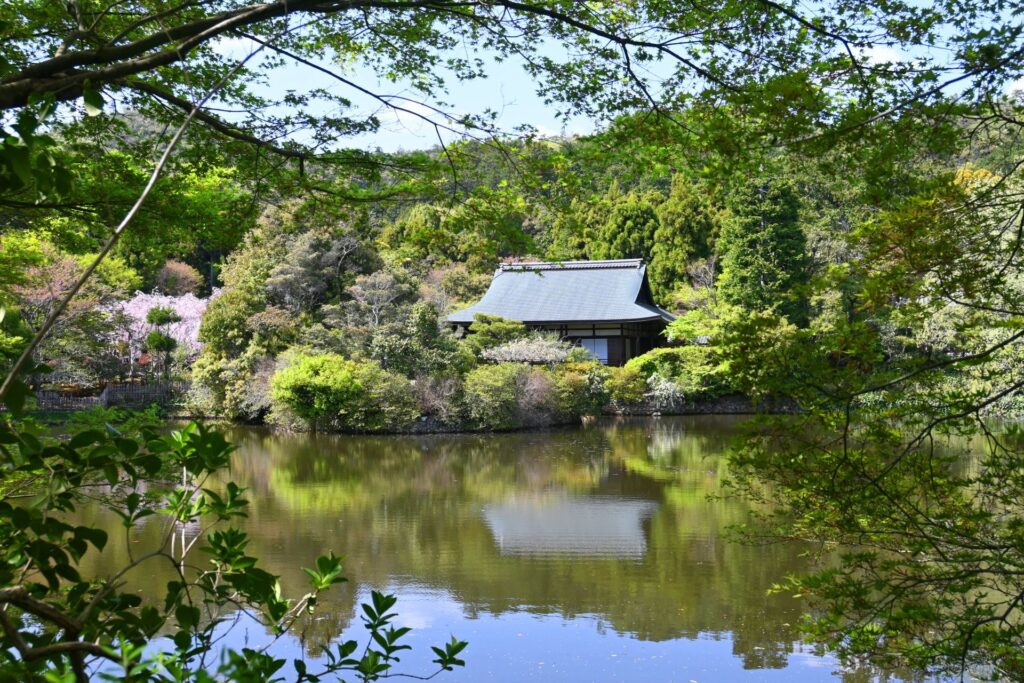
[2,114,831,433]
[3,0,1024,681]
[8,118,995,433]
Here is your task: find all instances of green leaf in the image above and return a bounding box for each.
[76,526,108,551]
[69,429,104,449]
[140,606,163,636]
[175,604,200,630]
[2,377,30,416]
[83,88,104,116]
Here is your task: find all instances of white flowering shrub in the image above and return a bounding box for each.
[481,334,575,364]
[646,373,686,412]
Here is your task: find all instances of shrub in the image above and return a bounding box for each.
[462,360,610,429]
[624,345,731,397]
[624,346,686,378]
[465,314,528,354]
[515,366,557,420]
[462,363,527,430]
[190,346,274,421]
[270,353,361,427]
[647,373,687,412]
[413,373,465,424]
[606,365,647,406]
[552,360,609,417]
[155,259,204,295]
[270,352,419,432]
[481,333,575,364]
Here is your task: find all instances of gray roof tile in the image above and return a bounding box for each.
[447,259,676,324]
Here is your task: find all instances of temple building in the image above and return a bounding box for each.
[446,259,674,365]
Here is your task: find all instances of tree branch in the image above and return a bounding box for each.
[0,21,276,403]
[120,78,310,159]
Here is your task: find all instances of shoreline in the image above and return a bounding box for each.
[16,393,797,435]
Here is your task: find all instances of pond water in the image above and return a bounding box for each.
[74,416,913,681]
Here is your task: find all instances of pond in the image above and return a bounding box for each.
[73,416,911,681]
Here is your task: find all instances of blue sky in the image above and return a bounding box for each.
[213,35,599,153]
[211,24,1024,155]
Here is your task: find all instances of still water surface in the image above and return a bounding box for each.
[75,416,908,681]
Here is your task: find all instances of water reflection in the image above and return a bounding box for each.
[483,496,657,558]
[72,416,926,681]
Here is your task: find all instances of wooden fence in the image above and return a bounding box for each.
[97,382,190,409]
[2,382,191,412]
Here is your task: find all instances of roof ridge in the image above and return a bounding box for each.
[499,259,644,271]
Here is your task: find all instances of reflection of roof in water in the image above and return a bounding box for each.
[483,496,658,559]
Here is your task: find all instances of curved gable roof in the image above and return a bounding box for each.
[447,259,675,325]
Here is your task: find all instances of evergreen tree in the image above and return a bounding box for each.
[717,179,810,325]
[592,190,661,263]
[649,175,722,302]
[545,182,625,262]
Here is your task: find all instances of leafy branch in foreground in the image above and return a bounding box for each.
[0,15,466,677]
[715,167,1024,680]
[0,366,467,681]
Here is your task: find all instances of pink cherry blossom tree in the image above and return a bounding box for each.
[108,290,215,378]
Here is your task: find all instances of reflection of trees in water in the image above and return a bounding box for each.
[215,418,814,669]
[73,417,833,670]
[222,426,614,513]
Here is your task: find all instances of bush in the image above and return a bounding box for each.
[464,314,528,354]
[270,352,419,432]
[155,259,204,295]
[606,365,647,406]
[413,373,465,424]
[624,345,731,397]
[647,373,687,412]
[190,346,274,421]
[481,333,575,364]
[552,360,609,417]
[462,361,606,430]
[515,365,557,419]
[461,363,525,430]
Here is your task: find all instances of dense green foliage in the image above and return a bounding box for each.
[465,314,529,354]
[605,366,648,406]
[5,0,1024,679]
[717,180,810,325]
[593,193,660,264]
[460,359,608,430]
[462,363,528,430]
[624,346,732,399]
[648,177,721,300]
[270,353,420,433]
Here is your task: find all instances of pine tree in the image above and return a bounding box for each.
[717,179,810,325]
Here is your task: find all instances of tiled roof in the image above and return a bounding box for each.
[446,259,675,324]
